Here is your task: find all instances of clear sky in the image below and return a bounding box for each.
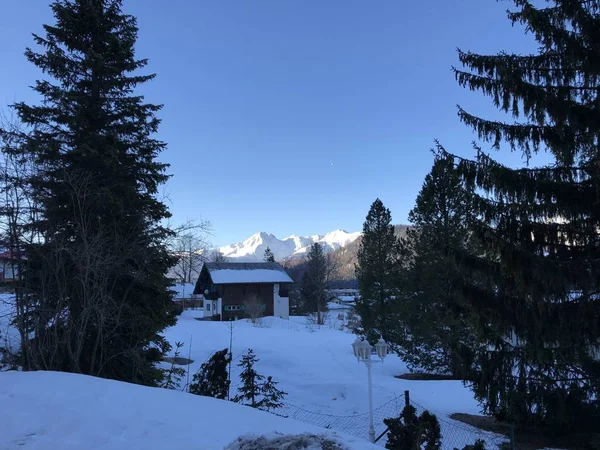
[1,1,548,246]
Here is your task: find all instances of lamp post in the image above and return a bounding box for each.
[352,336,389,443]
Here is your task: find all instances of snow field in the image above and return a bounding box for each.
[162,313,506,448]
[0,371,378,450]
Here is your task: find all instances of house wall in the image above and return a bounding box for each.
[220,283,274,320]
[273,283,289,320]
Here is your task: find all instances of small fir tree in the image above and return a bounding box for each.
[233,349,264,407]
[256,376,287,412]
[263,247,276,262]
[384,405,441,450]
[162,341,186,390]
[232,349,286,410]
[189,348,231,399]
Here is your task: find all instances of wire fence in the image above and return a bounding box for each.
[266,391,510,449]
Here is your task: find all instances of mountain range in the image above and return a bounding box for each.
[219,229,362,262]
[217,225,410,287]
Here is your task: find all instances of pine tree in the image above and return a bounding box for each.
[263,247,275,262]
[10,0,176,385]
[233,349,264,407]
[355,199,401,341]
[443,0,600,432]
[256,375,287,412]
[189,348,231,399]
[391,156,477,377]
[384,405,442,450]
[162,341,186,390]
[300,243,330,325]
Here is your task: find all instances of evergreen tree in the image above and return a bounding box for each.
[256,375,287,412]
[263,247,275,262]
[444,0,600,432]
[162,341,186,390]
[384,405,441,450]
[355,199,401,340]
[189,348,231,400]
[390,157,477,377]
[233,349,264,407]
[300,243,330,325]
[10,0,176,385]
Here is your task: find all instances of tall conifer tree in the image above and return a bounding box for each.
[11,0,176,385]
[355,199,400,340]
[445,0,600,432]
[392,156,477,377]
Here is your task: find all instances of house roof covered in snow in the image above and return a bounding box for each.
[203,262,293,285]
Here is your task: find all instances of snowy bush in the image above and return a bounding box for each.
[224,432,348,450]
[189,348,231,399]
[344,310,361,334]
[454,439,486,450]
[384,404,441,450]
[244,294,266,325]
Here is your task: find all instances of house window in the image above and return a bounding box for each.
[225,305,245,312]
[206,302,211,311]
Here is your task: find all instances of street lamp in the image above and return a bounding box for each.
[352,336,389,443]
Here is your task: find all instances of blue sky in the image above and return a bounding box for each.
[1,1,546,246]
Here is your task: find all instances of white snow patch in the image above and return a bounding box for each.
[220,229,361,262]
[161,314,501,450]
[0,371,378,450]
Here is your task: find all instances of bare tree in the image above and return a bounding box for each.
[0,112,41,370]
[243,293,265,325]
[209,250,227,264]
[300,244,339,325]
[170,220,211,284]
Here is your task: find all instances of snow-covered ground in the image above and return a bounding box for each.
[0,371,378,450]
[0,302,505,448]
[164,314,479,416]
[162,313,506,448]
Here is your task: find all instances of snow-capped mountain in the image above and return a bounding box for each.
[219,229,361,262]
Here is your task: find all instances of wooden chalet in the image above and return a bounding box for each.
[194,262,293,320]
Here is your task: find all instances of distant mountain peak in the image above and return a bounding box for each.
[219,229,362,262]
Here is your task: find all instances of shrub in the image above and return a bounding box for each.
[189,348,231,399]
[384,405,441,450]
